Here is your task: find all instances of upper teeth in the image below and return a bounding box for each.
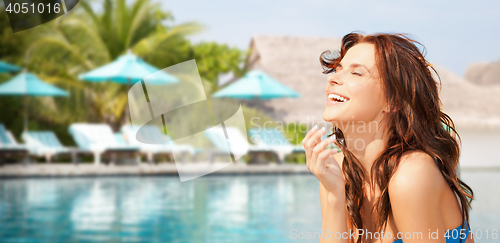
[328,93,348,102]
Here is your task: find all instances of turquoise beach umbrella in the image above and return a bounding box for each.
[0,61,21,73]
[212,70,300,99]
[0,72,69,96]
[0,71,69,131]
[78,51,178,124]
[211,70,300,144]
[78,52,178,85]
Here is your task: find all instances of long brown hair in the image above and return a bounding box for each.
[320,32,474,242]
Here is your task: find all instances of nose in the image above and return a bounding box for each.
[327,72,342,86]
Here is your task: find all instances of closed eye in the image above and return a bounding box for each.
[351,72,362,76]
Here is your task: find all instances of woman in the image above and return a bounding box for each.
[302,32,474,243]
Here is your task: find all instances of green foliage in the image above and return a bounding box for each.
[22,0,206,128]
[20,0,248,129]
[0,7,26,64]
[286,153,306,164]
[283,122,308,145]
[190,42,247,94]
[1,0,304,155]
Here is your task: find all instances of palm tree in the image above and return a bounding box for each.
[24,0,203,127]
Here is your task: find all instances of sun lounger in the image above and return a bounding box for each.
[0,124,29,165]
[248,128,306,164]
[121,125,195,164]
[114,132,128,146]
[21,131,82,164]
[68,123,140,165]
[204,126,268,164]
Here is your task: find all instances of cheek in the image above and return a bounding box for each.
[347,80,386,120]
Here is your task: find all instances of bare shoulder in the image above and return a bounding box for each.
[388,150,447,201]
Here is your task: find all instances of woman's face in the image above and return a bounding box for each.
[322,43,388,125]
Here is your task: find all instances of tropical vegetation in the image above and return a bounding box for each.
[0,0,305,163]
[0,0,249,143]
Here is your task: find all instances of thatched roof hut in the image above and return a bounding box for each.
[464,61,500,86]
[240,35,500,129]
[432,65,500,129]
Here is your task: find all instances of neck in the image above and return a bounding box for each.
[334,118,388,176]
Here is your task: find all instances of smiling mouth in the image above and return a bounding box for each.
[327,93,350,102]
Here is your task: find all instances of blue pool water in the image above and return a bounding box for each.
[0,171,499,243]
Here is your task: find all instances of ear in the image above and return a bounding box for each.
[382,103,390,113]
[383,104,397,113]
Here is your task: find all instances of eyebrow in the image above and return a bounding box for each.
[338,62,371,74]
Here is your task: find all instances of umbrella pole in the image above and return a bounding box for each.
[126,78,131,124]
[24,95,28,132]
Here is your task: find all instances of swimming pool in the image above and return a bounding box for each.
[0,171,498,242]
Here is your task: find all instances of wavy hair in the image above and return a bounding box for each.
[320,32,474,242]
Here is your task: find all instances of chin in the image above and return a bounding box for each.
[322,112,335,123]
[323,107,349,123]
[323,114,348,125]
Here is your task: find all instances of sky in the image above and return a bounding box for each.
[162,0,500,76]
